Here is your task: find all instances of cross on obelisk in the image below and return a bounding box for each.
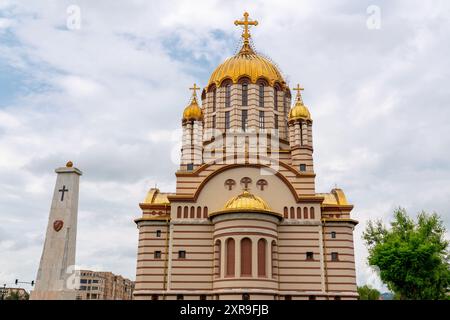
[59,185,68,201]
[293,83,304,103]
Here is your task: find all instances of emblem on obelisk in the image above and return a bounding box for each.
[53,220,64,232]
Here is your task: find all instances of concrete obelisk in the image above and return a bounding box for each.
[30,161,82,300]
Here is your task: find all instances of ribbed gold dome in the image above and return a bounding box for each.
[182,96,203,121]
[289,99,311,121]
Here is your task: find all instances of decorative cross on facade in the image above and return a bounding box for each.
[234,12,258,43]
[58,185,68,201]
[240,177,252,189]
[224,179,236,191]
[293,83,304,103]
[189,83,200,97]
[256,179,268,191]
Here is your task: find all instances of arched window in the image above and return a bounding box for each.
[183,206,188,218]
[225,84,231,108]
[241,238,252,276]
[259,84,264,108]
[190,206,195,218]
[177,206,182,218]
[310,207,315,219]
[242,83,248,106]
[212,88,216,112]
[197,206,202,219]
[290,207,295,219]
[303,207,309,219]
[203,206,208,218]
[274,87,278,110]
[258,239,266,277]
[215,240,221,278]
[226,238,235,277]
[283,207,288,218]
[297,207,301,219]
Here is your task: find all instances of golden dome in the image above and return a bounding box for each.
[182,96,203,121]
[210,189,282,219]
[207,12,285,88]
[66,161,73,168]
[289,100,311,121]
[289,84,311,121]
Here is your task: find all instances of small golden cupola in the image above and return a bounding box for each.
[182,83,203,121]
[210,189,282,219]
[289,83,311,121]
[207,12,285,88]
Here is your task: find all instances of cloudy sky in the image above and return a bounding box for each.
[1,0,449,293]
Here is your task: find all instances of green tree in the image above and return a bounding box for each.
[363,208,450,300]
[357,285,381,300]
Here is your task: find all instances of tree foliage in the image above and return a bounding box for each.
[357,285,381,300]
[363,208,450,300]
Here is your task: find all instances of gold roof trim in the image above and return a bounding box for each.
[317,188,350,206]
[142,188,171,205]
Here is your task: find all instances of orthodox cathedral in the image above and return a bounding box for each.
[133,12,358,300]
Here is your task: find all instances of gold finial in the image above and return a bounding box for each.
[234,12,258,53]
[66,161,73,168]
[293,83,304,103]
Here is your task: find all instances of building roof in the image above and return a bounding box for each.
[317,188,349,206]
[142,188,172,205]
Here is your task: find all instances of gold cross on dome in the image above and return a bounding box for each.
[189,83,200,97]
[234,12,258,43]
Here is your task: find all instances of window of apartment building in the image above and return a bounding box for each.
[331,252,339,261]
[212,115,216,129]
[259,111,265,129]
[91,287,98,291]
[154,251,162,259]
[241,110,248,132]
[242,83,248,106]
[91,294,97,299]
[80,286,87,291]
[178,250,186,259]
[225,111,230,130]
[187,163,194,171]
[306,252,314,261]
[299,164,306,172]
[177,294,184,300]
[156,230,161,238]
[88,280,91,284]
[80,279,87,284]
[274,114,278,129]
[331,231,336,239]
[225,84,231,108]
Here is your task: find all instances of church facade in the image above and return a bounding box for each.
[133,13,358,300]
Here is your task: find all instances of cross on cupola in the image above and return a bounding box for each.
[293,83,304,103]
[58,185,69,201]
[189,83,200,103]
